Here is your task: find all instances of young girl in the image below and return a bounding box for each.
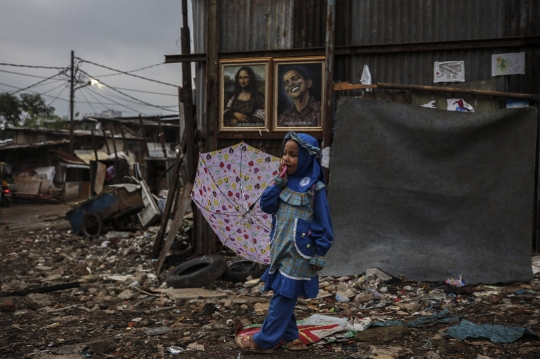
[235,131,334,353]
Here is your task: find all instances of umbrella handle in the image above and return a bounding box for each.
[280,165,288,178]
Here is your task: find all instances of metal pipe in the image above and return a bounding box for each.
[322,0,336,185]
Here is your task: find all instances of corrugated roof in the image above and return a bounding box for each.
[74,150,110,164]
[0,139,69,151]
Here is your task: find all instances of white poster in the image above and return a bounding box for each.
[492,52,525,76]
[434,61,465,83]
[447,98,474,113]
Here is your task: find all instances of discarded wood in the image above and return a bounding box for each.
[0,281,80,297]
[152,128,187,258]
[155,182,193,275]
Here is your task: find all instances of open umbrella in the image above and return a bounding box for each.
[191,142,281,264]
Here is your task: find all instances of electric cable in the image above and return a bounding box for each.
[10,72,65,95]
[40,81,70,95]
[110,86,177,96]
[76,57,179,87]
[85,86,146,115]
[100,88,177,108]
[78,88,97,113]
[0,69,68,79]
[79,87,113,110]
[0,63,67,70]
[78,69,177,112]
[92,62,165,77]
[0,82,68,102]
[48,84,69,107]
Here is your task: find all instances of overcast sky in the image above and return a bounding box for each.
[0,0,191,119]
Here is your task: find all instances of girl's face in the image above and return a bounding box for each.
[237,70,250,88]
[282,140,298,175]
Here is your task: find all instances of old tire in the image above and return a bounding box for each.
[166,255,227,288]
[223,260,268,283]
[82,212,103,237]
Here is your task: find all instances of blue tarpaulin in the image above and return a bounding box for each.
[445,320,539,343]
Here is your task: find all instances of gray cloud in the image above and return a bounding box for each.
[0,0,188,118]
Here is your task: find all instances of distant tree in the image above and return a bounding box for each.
[0,92,68,130]
[0,92,22,126]
[20,93,56,123]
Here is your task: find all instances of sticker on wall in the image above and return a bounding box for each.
[434,61,465,83]
[492,52,525,76]
[447,98,474,113]
[421,101,436,109]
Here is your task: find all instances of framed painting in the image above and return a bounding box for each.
[219,58,271,131]
[273,57,325,131]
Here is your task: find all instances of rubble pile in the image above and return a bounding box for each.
[1,222,539,359]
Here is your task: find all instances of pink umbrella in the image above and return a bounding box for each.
[191,142,281,264]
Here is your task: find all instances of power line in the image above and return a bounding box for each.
[76,57,179,88]
[78,69,177,112]
[0,69,68,79]
[0,63,67,70]
[101,87,177,108]
[79,87,107,109]
[78,88,97,113]
[92,62,165,77]
[111,86,177,97]
[10,72,66,95]
[41,81,70,95]
[48,84,70,107]
[85,86,146,115]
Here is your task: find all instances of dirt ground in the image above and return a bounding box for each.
[1,203,540,359]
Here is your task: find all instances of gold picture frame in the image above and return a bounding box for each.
[273,57,325,132]
[219,58,271,132]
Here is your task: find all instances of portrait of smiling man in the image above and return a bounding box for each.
[276,65,322,128]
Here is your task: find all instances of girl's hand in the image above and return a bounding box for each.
[278,161,287,180]
[311,265,322,271]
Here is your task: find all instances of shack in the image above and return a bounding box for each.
[164,0,539,282]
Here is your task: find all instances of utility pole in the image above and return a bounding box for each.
[69,50,75,155]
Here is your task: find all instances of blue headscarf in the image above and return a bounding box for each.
[282,132,325,193]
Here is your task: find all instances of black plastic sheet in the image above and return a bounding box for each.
[324,98,537,284]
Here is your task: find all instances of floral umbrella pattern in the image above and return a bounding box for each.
[191,142,281,264]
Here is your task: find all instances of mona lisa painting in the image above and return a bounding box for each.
[219,58,271,131]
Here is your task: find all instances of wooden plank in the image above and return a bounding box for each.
[94,162,106,194]
[64,182,80,202]
[334,82,377,90]
[79,182,91,200]
[13,178,41,195]
[155,182,193,275]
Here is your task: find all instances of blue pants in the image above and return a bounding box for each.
[253,293,298,349]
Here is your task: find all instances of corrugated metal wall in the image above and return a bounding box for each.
[188,0,539,254]
[219,0,294,52]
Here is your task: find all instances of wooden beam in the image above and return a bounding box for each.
[155,182,193,275]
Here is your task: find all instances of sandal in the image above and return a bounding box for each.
[235,334,275,354]
[285,338,308,351]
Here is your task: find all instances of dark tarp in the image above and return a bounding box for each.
[323,98,537,284]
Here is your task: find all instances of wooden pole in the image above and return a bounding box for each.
[119,125,129,156]
[101,128,111,155]
[157,116,168,158]
[322,0,336,186]
[90,129,99,162]
[109,125,120,183]
[138,114,149,158]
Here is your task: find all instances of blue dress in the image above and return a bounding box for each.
[260,176,334,299]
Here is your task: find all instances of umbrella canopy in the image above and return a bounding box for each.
[191,142,281,264]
